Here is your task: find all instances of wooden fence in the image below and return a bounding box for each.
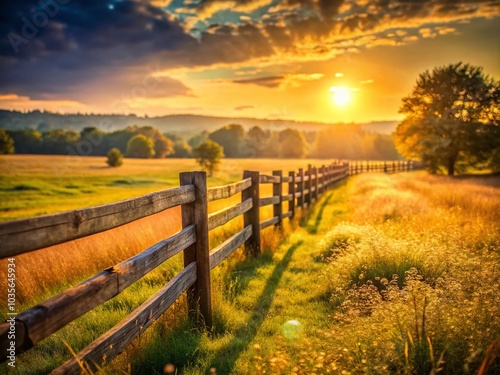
[349,160,413,175]
[0,160,411,374]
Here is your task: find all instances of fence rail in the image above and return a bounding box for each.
[0,159,414,374]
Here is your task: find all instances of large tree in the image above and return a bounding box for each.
[396,62,499,175]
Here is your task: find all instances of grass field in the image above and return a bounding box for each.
[0,155,328,220]
[1,156,499,374]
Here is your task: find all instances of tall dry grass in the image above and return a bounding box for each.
[320,172,500,374]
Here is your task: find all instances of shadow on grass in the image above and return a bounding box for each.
[306,193,333,235]
[211,240,303,373]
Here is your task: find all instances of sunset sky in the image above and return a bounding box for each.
[1,0,499,124]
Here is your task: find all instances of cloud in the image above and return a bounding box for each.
[0,93,85,112]
[234,105,255,111]
[359,79,374,85]
[232,73,324,88]
[0,0,498,106]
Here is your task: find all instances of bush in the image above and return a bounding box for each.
[106,148,123,167]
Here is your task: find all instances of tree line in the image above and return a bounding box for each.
[0,124,401,161]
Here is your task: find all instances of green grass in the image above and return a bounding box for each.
[1,156,498,374]
[0,155,331,221]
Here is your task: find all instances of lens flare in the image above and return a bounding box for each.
[282,320,302,340]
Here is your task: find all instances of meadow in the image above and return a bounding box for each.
[0,155,499,374]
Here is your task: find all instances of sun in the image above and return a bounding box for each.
[330,86,351,106]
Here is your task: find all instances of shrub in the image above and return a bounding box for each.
[106,147,123,167]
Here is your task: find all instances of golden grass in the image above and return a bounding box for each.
[320,172,500,373]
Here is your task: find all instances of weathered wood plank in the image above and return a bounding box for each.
[208,198,252,231]
[114,226,196,291]
[281,176,291,183]
[180,172,211,328]
[0,185,195,258]
[207,178,252,202]
[281,194,293,202]
[259,174,281,184]
[273,170,283,228]
[259,196,280,207]
[209,225,252,270]
[294,191,303,198]
[260,216,279,230]
[282,211,293,219]
[288,171,295,219]
[0,226,196,357]
[242,171,261,256]
[51,262,197,375]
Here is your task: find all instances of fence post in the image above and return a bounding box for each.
[306,165,312,206]
[320,165,325,195]
[392,161,396,173]
[313,166,319,202]
[298,168,304,209]
[273,170,283,227]
[242,170,261,257]
[288,171,295,219]
[180,171,212,329]
[384,161,387,173]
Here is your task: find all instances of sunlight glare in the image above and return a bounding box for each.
[330,86,351,106]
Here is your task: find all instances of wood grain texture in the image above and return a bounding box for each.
[260,216,279,230]
[207,178,252,202]
[273,170,283,227]
[208,198,252,231]
[209,225,252,270]
[51,262,197,375]
[259,196,280,207]
[259,174,281,184]
[0,226,195,355]
[0,185,195,258]
[180,171,211,328]
[242,171,261,257]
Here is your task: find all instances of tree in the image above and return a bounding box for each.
[7,129,42,154]
[396,62,500,175]
[126,134,155,158]
[193,140,224,176]
[209,124,245,158]
[171,142,192,158]
[279,128,308,158]
[106,148,123,167]
[133,126,173,158]
[40,129,79,154]
[0,129,14,154]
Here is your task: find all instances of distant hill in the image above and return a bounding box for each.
[0,110,398,138]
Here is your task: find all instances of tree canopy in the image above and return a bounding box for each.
[395,62,500,175]
[193,140,224,176]
[126,134,155,158]
[0,129,14,155]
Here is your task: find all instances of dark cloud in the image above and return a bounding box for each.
[233,75,285,88]
[0,0,498,103]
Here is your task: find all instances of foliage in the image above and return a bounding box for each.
[7,129,42,154]
[208,124,245,158]
[278,128,308,158]
[106,147,123,167]
[40,129,79,154]
[192,140,224,176]
[126,134,155,158]
[171,141,192,158]
[313,124,400,160]
[396,62,500,175]
[133,126,174,158]
[0,129,15,154]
